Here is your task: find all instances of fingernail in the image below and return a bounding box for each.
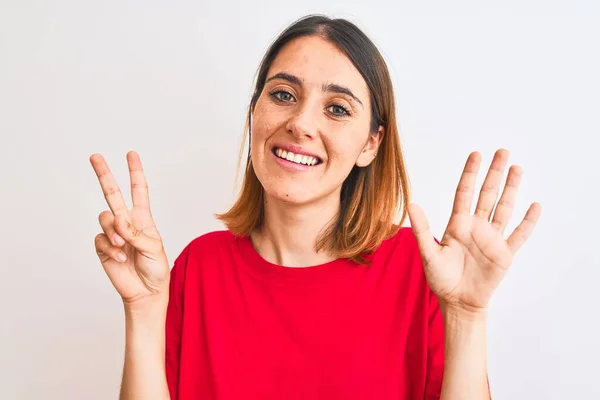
[113,234,125,246]
[117,252,127,262]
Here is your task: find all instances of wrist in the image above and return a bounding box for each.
[439,300,488,325]
[124,302,167,353]
[124,295,168,326]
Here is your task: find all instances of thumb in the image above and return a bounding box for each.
[407,202,438,266]
[113,214,161,255]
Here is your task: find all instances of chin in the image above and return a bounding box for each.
[262,181,319,205]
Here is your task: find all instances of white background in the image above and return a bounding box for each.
[1,1,598,399]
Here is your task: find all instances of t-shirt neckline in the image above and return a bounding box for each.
[234,233,357,284]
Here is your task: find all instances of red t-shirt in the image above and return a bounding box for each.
[165,227,444,399]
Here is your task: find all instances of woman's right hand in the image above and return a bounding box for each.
[90,151,170,308]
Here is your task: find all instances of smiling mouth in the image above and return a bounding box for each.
[272,147,322,166]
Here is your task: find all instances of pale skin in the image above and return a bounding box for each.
[91,151,171,400]
[408,150,541,399]
[249,37,381,267]
[91,36,541,399]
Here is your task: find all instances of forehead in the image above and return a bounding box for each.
[267,36,369,96]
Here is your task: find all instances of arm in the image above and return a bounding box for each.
[119,299,171,400]
[89,152,172,400]
[439,306,490,400]
[408,150,541,400]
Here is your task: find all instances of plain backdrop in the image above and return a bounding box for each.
[1,1,598,399]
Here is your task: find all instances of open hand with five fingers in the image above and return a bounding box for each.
[90,151,170,308]
[408,149,542,317]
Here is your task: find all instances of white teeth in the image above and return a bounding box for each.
[274,148,319,166]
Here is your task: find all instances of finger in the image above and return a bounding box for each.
[507,202,542,254]
[98,210,125,247]
[113,214,162,255]
[474,149,509,221]
[127,151,151,210]
[451,152,482,216]
[90,153,129,217]
[407,202,439,266]
[491,165,522,233]
[95,233,128,263]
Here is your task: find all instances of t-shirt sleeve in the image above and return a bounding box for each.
[165,245,190,400]
[424,286,445,400]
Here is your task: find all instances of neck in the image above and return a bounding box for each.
[251,192,340,267]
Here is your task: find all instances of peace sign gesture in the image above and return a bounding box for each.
[408,149,542,314]
[90,151,170,306]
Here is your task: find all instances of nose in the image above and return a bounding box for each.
[285,102,319,140]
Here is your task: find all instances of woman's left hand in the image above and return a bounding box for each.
[408,149,542,316]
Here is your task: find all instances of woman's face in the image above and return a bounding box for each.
[251,35,381,206]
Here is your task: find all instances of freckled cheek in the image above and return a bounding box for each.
[251,111,280,141]
[254,99,291,132]
[250,116,272,151]
[322,137,359,166]
[250,121,277,165]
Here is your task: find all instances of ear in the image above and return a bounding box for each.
[356,125,384,167]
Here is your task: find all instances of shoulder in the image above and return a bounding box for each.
[186,229,237,253]
[368,226,429,285]
[373,226,421,260]
[170,230,239,276]
[371,226,439,312]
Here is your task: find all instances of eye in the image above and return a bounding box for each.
[270,90,295,103]
[327,104,351,117]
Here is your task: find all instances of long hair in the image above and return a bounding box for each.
[216,15,410,264]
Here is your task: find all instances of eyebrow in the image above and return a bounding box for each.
[322,83,363,108]
[265,72,364,108]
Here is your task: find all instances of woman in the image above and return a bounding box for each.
[90,15,541,400]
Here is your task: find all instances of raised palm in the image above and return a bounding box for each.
[408,149,542,312]
[90,151,170,305]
